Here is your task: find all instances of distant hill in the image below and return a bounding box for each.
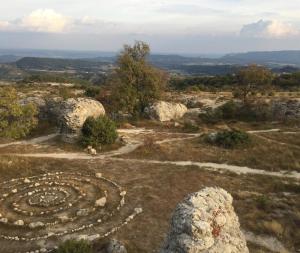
[0,55,21,63]
[221,51,300,66]
[16,57,111,71]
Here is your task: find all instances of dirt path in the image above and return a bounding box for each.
[3,128,299,180]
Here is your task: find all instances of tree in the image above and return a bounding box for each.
[0,87,38,139]
[111,41,167,116]
[235,65,273,103]
[81,116,118,148]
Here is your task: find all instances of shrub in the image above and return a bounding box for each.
[56,239,92,253]
[85,86,101,98]
[0,87,38,139]
[206,129,250,149]
[81,116,118,148]
[182,121,199,133]
[200,100,273,123]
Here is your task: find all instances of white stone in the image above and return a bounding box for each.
[0,218,8,223]
[14,220,24,226]
[95,197,107,207]
[95,173,102,178]
[29,222,45,229]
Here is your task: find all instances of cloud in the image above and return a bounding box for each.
[20,9,70,33]
[240,19,298,38]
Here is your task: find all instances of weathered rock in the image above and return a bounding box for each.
[145,101,187,122]
[0,218,8,224]
[59,98,105,140]
[29,221,45,229]
[160,187,249,253]
[272,99,300,120]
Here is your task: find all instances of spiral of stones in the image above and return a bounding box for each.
[0,172,127,242]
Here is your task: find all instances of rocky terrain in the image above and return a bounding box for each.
[0,85,299,253]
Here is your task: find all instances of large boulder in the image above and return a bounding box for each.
[145,101,187,122]
[59,98,105,139]
[161,187,249,253]
[272,99,300,120]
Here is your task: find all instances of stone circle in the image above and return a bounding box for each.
[0,171,141,253]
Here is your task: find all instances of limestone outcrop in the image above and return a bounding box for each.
[161,187,249,253]
[58,98,105,139]
[145,101,187,122]
[272,99,300,120]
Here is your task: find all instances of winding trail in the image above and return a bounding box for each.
[2,128,299,180]
[0,127,298,253]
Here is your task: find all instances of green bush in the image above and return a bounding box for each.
[81,116,118,147]
[206,129,250,149]
[0,87,38,139]
[200,100,273,123]
[85,86,101,98]
[56,240,92,253]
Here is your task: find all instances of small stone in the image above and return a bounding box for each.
[0,218,8,223]
[14,220,24,226]
[95,173,102,178]
[29,221,45,229]
[11,189,17,193]
[95,197,107,207]
[134,208,143,214]
[24,178,31,183]
[76,209,89,217]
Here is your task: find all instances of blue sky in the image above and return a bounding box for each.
[0,0,300,53]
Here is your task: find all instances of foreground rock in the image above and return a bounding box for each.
[161,187,249,253]
[145,101,187,122]
[59,98,105,140]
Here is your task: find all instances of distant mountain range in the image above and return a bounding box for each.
[1,49,300,77]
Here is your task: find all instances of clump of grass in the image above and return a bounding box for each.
[256,195,271,210]
[205,129,251,149]
[56,239,92,253]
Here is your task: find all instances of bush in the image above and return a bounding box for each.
[85,86,101,98]
[200,100,273,123]
[0,87,38,139]
[81,116,118,148]
[56,240,92,253]
[206,129,250,149]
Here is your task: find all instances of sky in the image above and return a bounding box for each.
[0,0,300,54]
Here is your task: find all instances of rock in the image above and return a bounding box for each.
[24,178,31,183]
[272,99,300,120]
[29,221,45,229]
[59,98,105,140]
[57,215,69,223]
[95,173,102,178]
[160,187,249,253]
[14,220,24,226]
[106,239,127,253]
[0,218,8,223]
[145,101,187,122]
[76,209,89,217]
[95,197,107,207]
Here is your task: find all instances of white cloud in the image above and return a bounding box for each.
[20,9,70,33]
[240,19,298,38]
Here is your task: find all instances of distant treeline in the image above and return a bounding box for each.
[170,72,300,91]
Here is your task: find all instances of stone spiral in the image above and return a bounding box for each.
[0,172,140,253]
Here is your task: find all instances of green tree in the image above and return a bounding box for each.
[0,87,38,139]
[81,116,118,147]
[111,41,167,116]
[235,65,273,103]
